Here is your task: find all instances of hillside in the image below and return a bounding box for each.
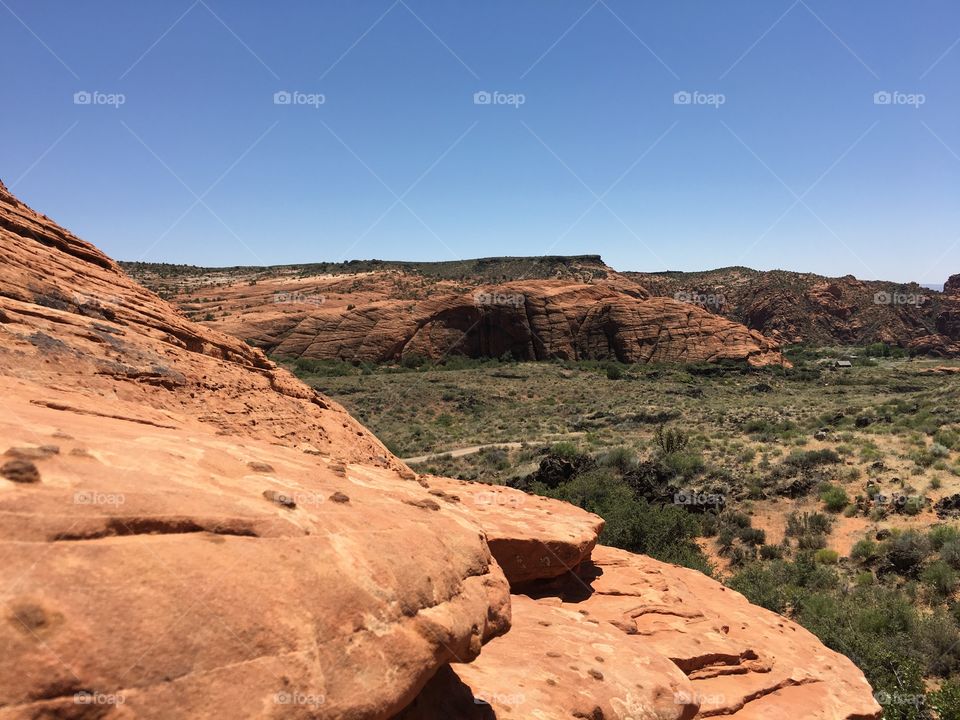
[632,266,960,353]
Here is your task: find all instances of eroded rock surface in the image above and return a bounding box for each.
[425,476,604,585]
[128,265,786,367]
[0,180,510,719]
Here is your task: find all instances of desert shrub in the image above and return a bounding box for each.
[728,563,789,613]
[661,449,705,479]
[400,353,428,369]
[794,588,926,720]
[851,539,879,563]
[922,560,958,599]
[722,511,752,529]
[884,531,931,577]
[605,363,624,380]
[544,468,710,574]
[599,446,636,473]
[931,680,960,719]
[743,418,798,441]
[292,357,356,377]
[941,539,960,570]
[815,549,840,565]
[785,448,842,469]
[728,545,757,567]
[935,428,960,450]
[819,484,849,513]
[550,441,582,461]
[654,425,690,455]
[785,511,834,537]
[798,533,828,550]
[738,527,766,546]
[717,527,736,551]
[760,544,784,560]
[918,610,960,677]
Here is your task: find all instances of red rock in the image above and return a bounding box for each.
[0,179,510,719]
[426,476,604,585]
[399,595,700,720]
[129,266,787,367]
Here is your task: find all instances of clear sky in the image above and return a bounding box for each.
[2,1,958,283]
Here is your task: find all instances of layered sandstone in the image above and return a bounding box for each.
[0,180,509,718]
[129,267,786,367]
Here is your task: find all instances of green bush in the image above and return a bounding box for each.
[941,539,960,570]
[785,448,842,469]
[884,531,931,577]
[922,561,958,599]
[545,469,711,575]
[815,549,840,564]
[819,484,850,513]
[605,363,624,380]
[851,539,879,563]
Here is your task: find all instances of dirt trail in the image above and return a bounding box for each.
[403,433,585,465]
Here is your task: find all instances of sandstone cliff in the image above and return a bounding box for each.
[124,265,786,368]
[0,181,879,719]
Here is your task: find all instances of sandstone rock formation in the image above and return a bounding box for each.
[0,180,509,718]
[0,180,880,719]
[125,265,786,367]
[633,266,957,354]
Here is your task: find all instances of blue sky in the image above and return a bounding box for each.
[1,1,958,283]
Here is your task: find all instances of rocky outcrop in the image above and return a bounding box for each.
[0,179,510,718]
[633,267,957,353]
[0,180,879,719]
[425,477,604,585]
[132,269,786,367]
[397,488,882,720]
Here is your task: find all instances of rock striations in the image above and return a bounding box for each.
[0,180,879,719]
[126,263,786,368]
